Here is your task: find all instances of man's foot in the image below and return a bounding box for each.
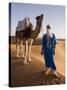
[52,70,59,77]
[45,68,51,75]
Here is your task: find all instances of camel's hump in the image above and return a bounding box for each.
[16,17,31,31]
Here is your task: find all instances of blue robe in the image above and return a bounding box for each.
[42,33,57,70]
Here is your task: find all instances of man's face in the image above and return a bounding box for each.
[47,28,52,36]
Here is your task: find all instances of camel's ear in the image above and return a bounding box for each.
[41,14,43,17]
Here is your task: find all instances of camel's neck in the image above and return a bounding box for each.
[31,22,42,39]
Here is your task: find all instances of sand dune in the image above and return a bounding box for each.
[31,40,65,76]
[10,40,65,87]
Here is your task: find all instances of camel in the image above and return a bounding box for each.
[15,14,43,64]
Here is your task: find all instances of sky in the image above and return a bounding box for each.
[10,3,65,39]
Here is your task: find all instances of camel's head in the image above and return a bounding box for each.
[36,14,43,25]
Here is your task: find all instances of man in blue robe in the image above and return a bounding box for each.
[41,24,57,76]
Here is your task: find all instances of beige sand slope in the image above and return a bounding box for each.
[10,40,65,87]
[31,40,65,76]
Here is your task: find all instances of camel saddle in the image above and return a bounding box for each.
[16,17,33,31]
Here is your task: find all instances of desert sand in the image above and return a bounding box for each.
[31,40,65,76]
[10,40,65,87]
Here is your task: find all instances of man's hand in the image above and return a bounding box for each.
[41,50,44,55]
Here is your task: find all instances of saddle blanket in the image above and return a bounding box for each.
[16,17,31,31]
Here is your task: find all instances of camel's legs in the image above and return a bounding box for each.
[16,42,20,57]
[20,41,24,58]
[16,43,20,57]
[23,40,28,64]
[28,39,33,61]
[16,43,18,57]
